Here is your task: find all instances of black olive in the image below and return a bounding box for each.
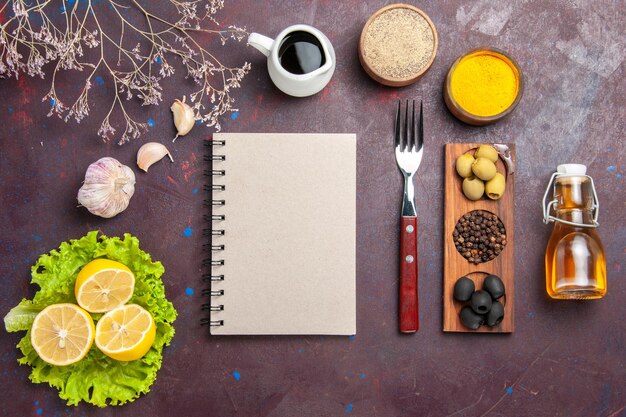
[471,290,492,314]
[453,276,475,302]
[483,274,505,299]
[459,306,484,330]
[486,301,505,326]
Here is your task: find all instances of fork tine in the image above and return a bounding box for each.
[403,100,409,151]
[394,100,401,148]
[418,100,424,150]
[410,100,415,151]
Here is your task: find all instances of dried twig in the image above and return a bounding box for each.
[0,0,250,144]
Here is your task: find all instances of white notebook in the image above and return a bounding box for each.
[207,133,356,335]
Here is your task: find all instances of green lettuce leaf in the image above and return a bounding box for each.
[3,231,177,407]
[3,300,42,332]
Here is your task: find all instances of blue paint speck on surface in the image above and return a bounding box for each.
[231,111,239,120]
[94,75,104,86]
[35,400,39,405]
[185,287,194,296]
[348,335,355,340]
[60,5,65,11]
[183,227,193,237]
[345,404,353,412]
[68,0,75,3]
[157,56,162,64]
[607,165,616,172]
[193,188,198,194]
[36,408,43,415]
[617,174,623,179]
[33,234,41,242]
[196,119,203,125]
[506,387,513,394]
[233,371,241,381]
[49,98,55,106]
[147,118,155,127]
[361,373,366,379]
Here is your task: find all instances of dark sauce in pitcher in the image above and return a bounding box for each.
[278,31,326,75]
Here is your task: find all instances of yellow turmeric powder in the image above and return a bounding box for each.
[450,51,519,117]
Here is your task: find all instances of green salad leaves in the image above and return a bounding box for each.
[3,231,177,407]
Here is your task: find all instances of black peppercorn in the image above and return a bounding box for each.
[453,210,508,264]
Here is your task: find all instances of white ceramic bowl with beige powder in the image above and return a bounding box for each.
[359,4,438,86]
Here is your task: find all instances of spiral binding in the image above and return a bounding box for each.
[202,259,224,267]
[205,155,226,161]
[205,184,225,191]
[202,273,224,282]
[206,169,226,176]
[202,243,225,251]
[202,138,226,328]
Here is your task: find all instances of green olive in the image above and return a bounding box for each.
[474,145,499,163]
[472,157,497,181]
[485,172,506,200]
[455,154,475,178]
[462,176,485,200]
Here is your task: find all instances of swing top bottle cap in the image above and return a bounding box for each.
[557,164,587,175]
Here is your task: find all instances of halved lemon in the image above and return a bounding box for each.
[95,304,156,361]
[30,303,95,366]
[75,259,135,313]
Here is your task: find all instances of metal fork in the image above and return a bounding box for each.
[394,100,424,333]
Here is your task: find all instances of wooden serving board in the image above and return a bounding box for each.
[443,143,515,333]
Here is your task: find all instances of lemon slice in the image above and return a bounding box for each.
[75,259,135,313]
[95,304,156,361]
[31,303,95,366]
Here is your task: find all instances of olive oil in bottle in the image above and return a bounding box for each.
[543,164,606,299]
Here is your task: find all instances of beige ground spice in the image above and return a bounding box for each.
[362,8,435,80]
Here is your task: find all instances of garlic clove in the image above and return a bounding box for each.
[77,157,136,218]
[171,96,195,141]
[137,142,174,172]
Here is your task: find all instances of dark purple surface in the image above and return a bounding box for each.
[1,1,625,416]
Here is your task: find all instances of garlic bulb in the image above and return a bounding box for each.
[137,142,173,172]
[171,96,195,141]
[77,157,136,218]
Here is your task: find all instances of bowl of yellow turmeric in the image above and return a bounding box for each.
[444,48,523,126]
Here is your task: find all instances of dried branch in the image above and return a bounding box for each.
[0,0,250,144]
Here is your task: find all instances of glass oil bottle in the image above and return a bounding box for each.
[542,164,606,299]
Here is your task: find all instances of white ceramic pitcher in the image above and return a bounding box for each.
[248,24,336,97]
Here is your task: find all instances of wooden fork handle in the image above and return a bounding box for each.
[400,216,419,333]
